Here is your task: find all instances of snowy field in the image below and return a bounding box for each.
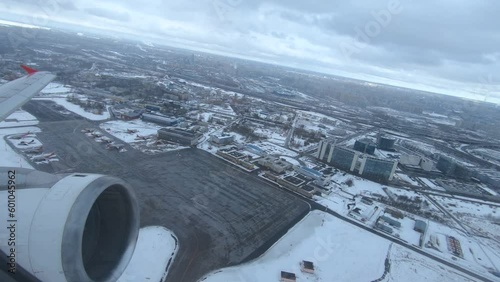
[200,211,390,282]
[0,126,41,168]
[423,218,500,280]
[387,244,477,282]
[39,82,73,95]
[34,97,110,120]
[118,226,178,282]
[200,211,481,282]
[0,110,38,128]
[36,82,110,121]
[433,196,500,242]
[329,173,387,196]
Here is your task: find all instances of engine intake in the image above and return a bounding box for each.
[0,168,140,282]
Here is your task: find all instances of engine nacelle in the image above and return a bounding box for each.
[0,168,140,282]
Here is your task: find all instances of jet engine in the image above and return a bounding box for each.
[0,168,140,282]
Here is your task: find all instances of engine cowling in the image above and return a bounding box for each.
[0,168,140,282]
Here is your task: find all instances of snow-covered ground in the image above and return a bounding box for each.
[0,110,39,128]
[328,173,387,196]
[253,141,298,157]
[39,82,73,95]
[100,119,188,154]
[118,226,178,282]
[34,97,110,121]
[419,177,446,191]
[0,126,41,168]
[387,244,477,282]
[423,217,500,280]
[432,195,500,242]
[395,173,421,186]
[279,156,301,166]
[200,211,390,282]
[36,82,110,121]
[254,127,287,145]
[100,120,162,143]
[200,211,480,282]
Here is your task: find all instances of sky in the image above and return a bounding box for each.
[1,0,499,104]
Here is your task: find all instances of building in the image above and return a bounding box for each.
[316,139,334,160]
[400,154,434,172]
[436,155,456,175]
[280,271,296,282]
[317,140,396,183]
[300,261,315,274]
[258,156,293,173]
[157,128,201,146]
[353,139,376,155]
[142,113,180,126]
[377,135,396,151]
[385,208,404,219]
[111,106,143,120]
[295,166,322,180]
[414,220,427,233]
[420,158,434,171]
[379,215,401,228]
[436,155,472,180]
[144,104,161,112]
[209,133,234,145]
[400,154,421,166]
[375,222,393,234]
[358,156,398,183]
[245,144,266,156]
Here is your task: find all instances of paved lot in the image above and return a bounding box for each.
[24,102,310,282]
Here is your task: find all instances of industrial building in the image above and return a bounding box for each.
[377,135,396,151]
[379,215,401,228]
[209,133,235,145]
[157,128,201,146]
[142,113,180,126]
[399,154,434,172]
[245,144,266,156]
[300,261,315,274]
[110,106,143,120]
[258,156,293,173]
[353,139,376,155]
[436,155,472,180]
[358,156,398,182]
[280,271,296,282]
[317,140,397,183]
[295,166,322,180]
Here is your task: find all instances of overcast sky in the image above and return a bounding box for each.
[1,0,499,103]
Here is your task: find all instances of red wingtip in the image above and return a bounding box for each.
[21,65,38,75]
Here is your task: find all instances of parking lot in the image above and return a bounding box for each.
[23,101,310,282]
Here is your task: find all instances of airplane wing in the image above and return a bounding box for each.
[0,65,56,122]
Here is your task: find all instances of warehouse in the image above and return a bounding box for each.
[143,113,180,126]
[209,133,235,145]
[157,128,201,146]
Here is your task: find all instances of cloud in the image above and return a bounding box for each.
[84,7,130,22]
[0,0,499,101]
